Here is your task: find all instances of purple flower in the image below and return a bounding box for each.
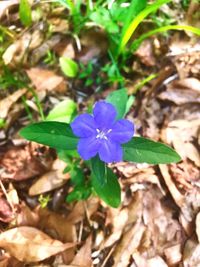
[71,101,134,163]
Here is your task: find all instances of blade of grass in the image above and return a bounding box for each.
[130,73,158,94]
[118,0,172,55]
[131,25,200,52]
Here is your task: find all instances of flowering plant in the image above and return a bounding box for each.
[71,101,134,163]
[20,89,181,207]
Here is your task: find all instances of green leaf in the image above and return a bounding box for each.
[106,88,128,119]
[121,0,147,37]
[91,155,106,186]
[90,8,119,33]
[20,121,78,150]
[125,95,135,114]
[59,57,79,78]
[123,137,181,164]
[46,99,77,123]
[70,167,84,186]
[118,0,172,55]
[92,168,121,208]
[19,0,32,27]
[66,184,91,202]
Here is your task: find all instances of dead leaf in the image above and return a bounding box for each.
[173,78,200,93]
[104,208,128,248]
[0,227,75,262]
[158,87,200,104]
[29,159,69,196]
[70,236,92,267]
[113,221,145,267]
[164,244,182,265]
[196,212,200,243]
[0,197,14,223]
[38,208,77,264]
[0,143,54,181]
[135,40,156,66]
[183,238,200,266]
[159,164,185,208]
[26,68,66,93]
[0,89,26,119]
[0,0,19,19]
[146,256,168,267]
[16,202,39,227]
[54,41,75,59]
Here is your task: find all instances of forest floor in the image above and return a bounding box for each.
[0,0,200,266]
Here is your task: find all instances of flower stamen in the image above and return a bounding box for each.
[96,128,112,140]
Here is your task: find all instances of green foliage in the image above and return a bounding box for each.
[59,57,79,78]
[0,66,27,90]
[58,150,92,202]
[44,50,57,66]
[0,119,5,129]
[66,184,91,202]
[20,121,78,150]
[90,7,119,34]
[91,155,106,186]
[46,99,77,123]
[19,88,181,207]
[131,25,200,52]
[79,62,95,87]
[19,0,32,27]
[118,0,173,55]
[123,137,181,164]
[92,168,121,208]
[38,194,51,208]
[106,88,128,120]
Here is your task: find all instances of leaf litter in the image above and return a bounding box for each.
[0,1,200,266]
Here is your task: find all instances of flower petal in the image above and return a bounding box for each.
[71,114,97,138]
[93,101,117,130]
[77,136,100,160]
[109,119,134,144]
[98,139,123,163]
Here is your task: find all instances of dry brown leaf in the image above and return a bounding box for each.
[132,253,168,267]
[48,18,69,33]
[16,202,39,227]
[0,89,26,119]
[0,227,75,262]
[70,236,92,267]
[146,256,168,267]
[113,221,145,267]
[104,208,128,248]
[38,208,77,264]
[0,143,54,181]
[0,197,14,223]
[158,87,200,104]
[29,159,69,196]
[66,198,99,226]
[164,244,182,265]
[142,188,183,254]
[135,40,156,66]
[183,238,200,266]
[0,0,19,19]
[196,212,200,243]
[159,165,185,208]
[78,29,108,64]
[26,68,66,92]
[174,78,200,93]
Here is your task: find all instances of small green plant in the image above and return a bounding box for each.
[19,0,32,27]
[20,89,181,208]
[44,50,57,66]
[59,57,79,78]
[38,194,51,208]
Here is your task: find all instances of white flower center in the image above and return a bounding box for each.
[96,129,112,140]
